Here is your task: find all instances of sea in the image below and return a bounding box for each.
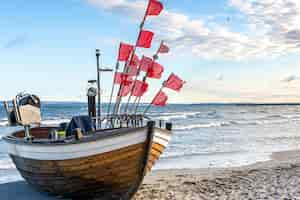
[1,103,300,184]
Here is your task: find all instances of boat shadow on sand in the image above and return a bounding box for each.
[0,181,59,200]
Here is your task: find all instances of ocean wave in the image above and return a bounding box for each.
[266,114,293,119]
[152,112,201,121]
[159,115,188,121]
[0,120,8,127]
[0,118,71,127]
[0,160,16,170]
[258,114,300,121]
[175,122,231,130]
[41,118,70,126]
[174,118,287,130]
[162,150,246,159]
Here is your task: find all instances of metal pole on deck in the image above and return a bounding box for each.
[96,49,102,128]
[95,49,113,128]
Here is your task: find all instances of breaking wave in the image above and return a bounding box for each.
[151,112,201,121]
[41,118,70,126]
[0,118,71,127]
[0,120,8,127]
[175,122,231,130]
[174,117,300,131]
[0,160,16,170]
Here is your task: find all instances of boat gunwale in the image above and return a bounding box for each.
[3,126,171,147]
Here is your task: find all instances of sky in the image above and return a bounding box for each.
[1,0,300,103]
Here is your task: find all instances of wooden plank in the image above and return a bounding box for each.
[20,164,140,188]
[57,142,145,167]
[19,156,142,183]
[150,148,162,158]
[152,142,165,153]
[19,161,142,195]
[11,143,146,174]
[16,148,143,176]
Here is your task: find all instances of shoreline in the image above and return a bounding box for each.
[0,150,300,199]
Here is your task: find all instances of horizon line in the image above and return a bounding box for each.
[17,101,300,105]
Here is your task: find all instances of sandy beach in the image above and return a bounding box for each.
[134,150,300,200]
[0,150,300,199]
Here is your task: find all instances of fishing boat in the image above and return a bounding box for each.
[2,0,186,199]
[3,93,172,199]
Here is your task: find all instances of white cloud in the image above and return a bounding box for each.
[86,0,145,17]
[229,0,300,52]
[281,75,300,83]
[86,0,300,60]
[216,74,224,81]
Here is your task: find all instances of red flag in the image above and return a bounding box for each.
[147,62,164,79]
[140,56,153,72]
[129,54,140,68]
[164,73,186,92]
[146,0,163,16]
[114,72,132,85]
[132,80,149,97]
[137,30,154,48]
[120,84,132,97]
[158,43,170,54]
[152,91,168,106]
[118,43,133,61]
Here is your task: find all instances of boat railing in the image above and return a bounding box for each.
[93,114,171,130]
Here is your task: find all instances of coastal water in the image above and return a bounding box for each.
[1,103,300,183]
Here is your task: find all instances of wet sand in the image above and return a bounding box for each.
[1,150,300,199]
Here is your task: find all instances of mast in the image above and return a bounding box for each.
[106,61,119,120]
[113,1,150,115]
[133,41,163,114]
[96,49,101,128]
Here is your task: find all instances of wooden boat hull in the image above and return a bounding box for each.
[4,123,171,199]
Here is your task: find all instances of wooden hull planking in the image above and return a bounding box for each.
[11,143,146,198]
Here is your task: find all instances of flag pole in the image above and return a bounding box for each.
[106,61,119,125]
[125,41,163,114]
[113,1,151,115]
[123,62,141,114]
[112,60,129,114]
[133,41,164,114]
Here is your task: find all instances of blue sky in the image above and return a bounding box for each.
[1,0,300,103]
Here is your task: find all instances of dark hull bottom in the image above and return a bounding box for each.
[11,143,147,199]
